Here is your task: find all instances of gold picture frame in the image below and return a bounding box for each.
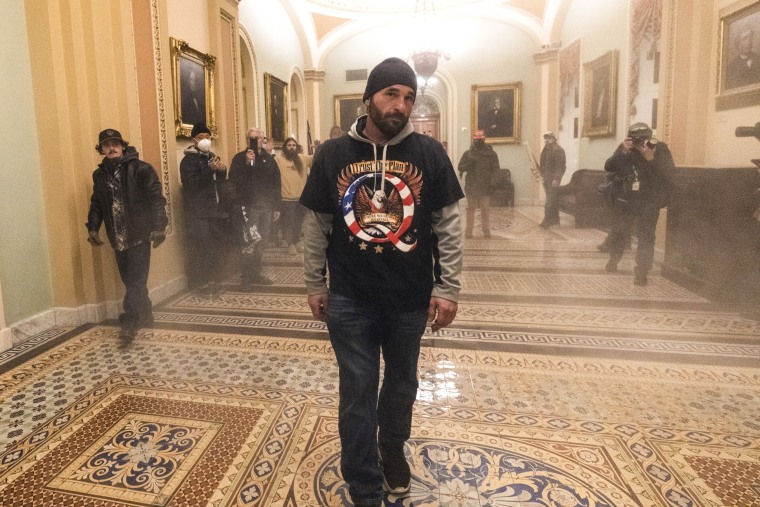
[471,83,521,144]
[716,0,760,110]
[264,73,288,148]
[334,94,366,135]
[582,50,617,138]
[170,37,216,138]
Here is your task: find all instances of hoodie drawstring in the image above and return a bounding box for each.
[371,142,389,199]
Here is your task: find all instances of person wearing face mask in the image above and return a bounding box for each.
[229,127,282,289]
[457,129,500,238]
[86,128,168,344]
[179,122,229,294]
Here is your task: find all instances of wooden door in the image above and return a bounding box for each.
[411,118,439,140]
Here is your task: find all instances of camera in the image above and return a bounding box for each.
[248,137,258,152]
[632,137,657,149]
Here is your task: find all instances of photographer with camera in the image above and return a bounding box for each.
[229,128,281,290]
[603,122,674,286]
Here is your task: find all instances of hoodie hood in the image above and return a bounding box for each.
[347,115,414,147]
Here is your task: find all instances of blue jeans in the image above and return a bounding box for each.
[326,293,428,504]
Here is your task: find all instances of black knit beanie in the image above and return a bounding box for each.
[191,122,210,138]
[363,57,418,102]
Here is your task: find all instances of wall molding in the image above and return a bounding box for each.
[0,275,186,354]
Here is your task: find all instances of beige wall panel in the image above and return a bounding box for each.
[218,10,241,160]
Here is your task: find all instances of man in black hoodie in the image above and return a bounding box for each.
[300,57,464,507]
[86,129,168,342]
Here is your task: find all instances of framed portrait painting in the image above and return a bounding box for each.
[334,94,366,134]
[471,83,521,144]
[264,73,288,148]
[170,37,216,138]
[582,50,617,138]
[716,0,760,110]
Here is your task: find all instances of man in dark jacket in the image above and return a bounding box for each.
[538,131,566,228]
[458,129,500,238]
[604,123,675,285]
[228,127,281,289]
[180,122,228,293]
[86,128,168,341]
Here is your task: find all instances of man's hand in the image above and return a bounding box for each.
[245,149,256,164]
[428,296,458,333]
[273,211,281,222]
[150,231,166,249]
[209,156,225,172]
[552,178,562,187]
[87,230,103,246]
[307,292,329,322]
[637,143,655,162]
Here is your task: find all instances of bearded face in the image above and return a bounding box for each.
[283,146,298,160]
[367,95,411,140]
[282,140,298,161]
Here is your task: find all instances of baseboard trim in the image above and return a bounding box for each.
[0,275,186,353]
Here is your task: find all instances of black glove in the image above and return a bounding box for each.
[87,230,103,246]
[150,231,166,249]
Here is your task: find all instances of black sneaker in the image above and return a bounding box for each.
[118,326,136,349]
[379,444,411,494]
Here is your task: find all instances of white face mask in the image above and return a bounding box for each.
[197,138,212,153]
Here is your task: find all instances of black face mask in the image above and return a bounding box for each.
[474,139,485,148]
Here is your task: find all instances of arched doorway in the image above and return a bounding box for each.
[410,95,440,140]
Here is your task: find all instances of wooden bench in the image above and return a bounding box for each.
[557,169,612,228]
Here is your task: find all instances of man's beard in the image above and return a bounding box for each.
[283,148,298,161]
[367,98,410,139]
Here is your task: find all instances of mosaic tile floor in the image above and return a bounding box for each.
[1,206,758,506]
